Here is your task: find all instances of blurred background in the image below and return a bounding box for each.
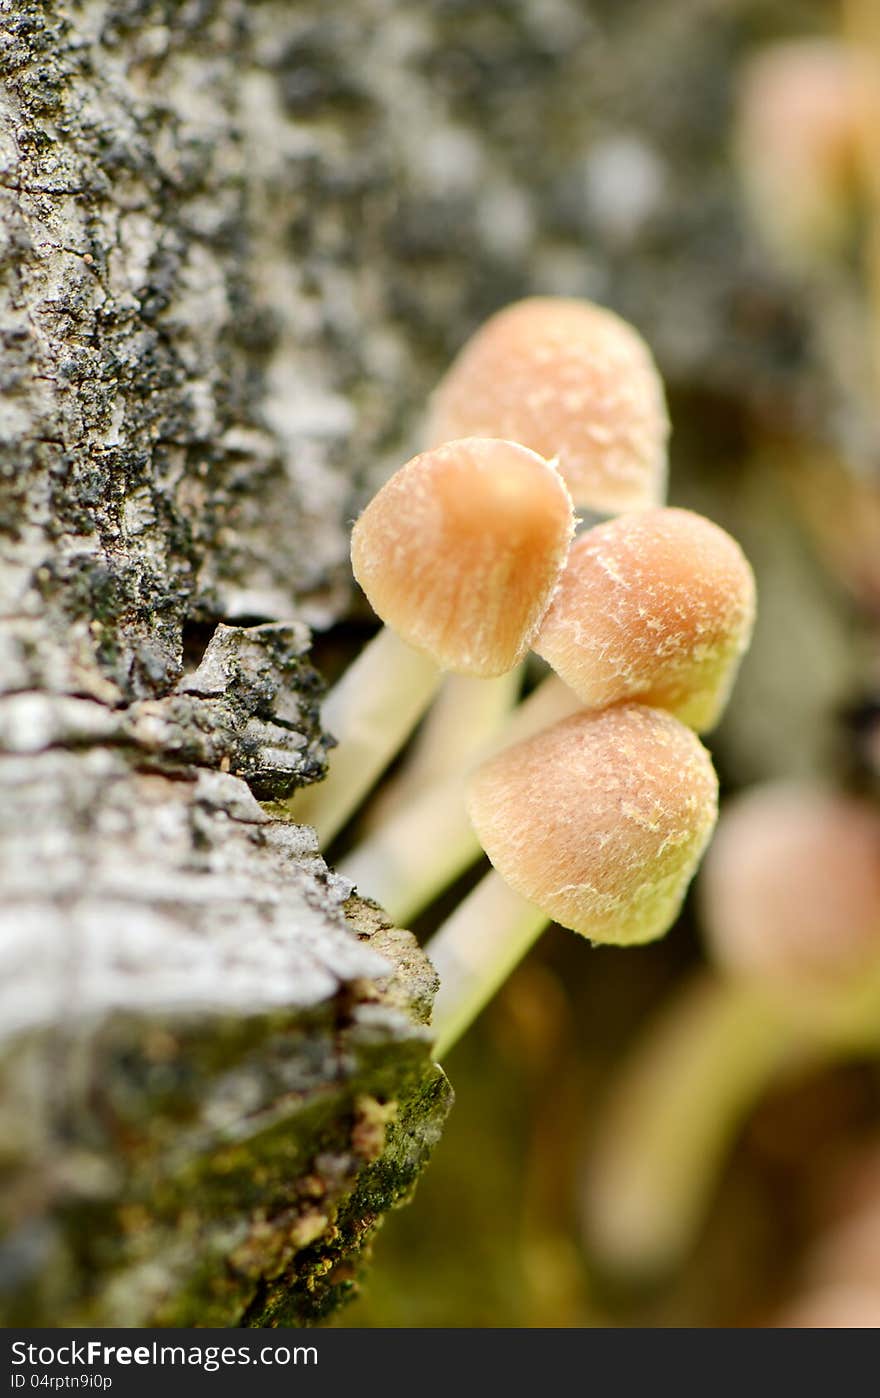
[323,0,880,1327]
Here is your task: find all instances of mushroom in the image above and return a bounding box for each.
[703,784,880,1022]
[426,297,669,514]
[292,438,574,844]
[534,507,756,732]
[427,705,718,1057]
[735,39,861,266]
[581,782,880,1277]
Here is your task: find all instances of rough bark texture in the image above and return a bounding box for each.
[0,0,459,1327]
[0,0,844,1327]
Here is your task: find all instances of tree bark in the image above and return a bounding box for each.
[0,0,455,1327]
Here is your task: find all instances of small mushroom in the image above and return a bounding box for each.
[427,705,718,1056]
[702,784,880,1007]
[425,297,669,514]
[534,507,756,732]
[293,438,574,845]
[468,705,718,944]
[735,40,861,265]
[581,782,880,1277]
[351,438,574,676]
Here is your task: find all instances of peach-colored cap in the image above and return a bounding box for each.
[699,784,880,990]
[534,507,756,732]
[425,297,669,513]
[351,438,574,677]
[467,706,718,944]
[736,41,860,263]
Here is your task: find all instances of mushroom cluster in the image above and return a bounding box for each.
[294,296,756,1059]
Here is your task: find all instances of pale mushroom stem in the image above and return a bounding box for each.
[584,969,880,1274]
[428,871,549,1060]
[288,626,440,846]
[338,675,580,923]
[582,976,801,1274]
[362,668,522,832]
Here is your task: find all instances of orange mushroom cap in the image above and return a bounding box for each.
[425,297,669,513]
[351,438,574,677]
[534,507,756,732]
[467,705,718,945]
